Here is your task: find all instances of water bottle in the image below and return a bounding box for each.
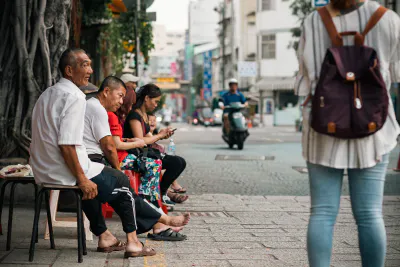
[167,139,176,155]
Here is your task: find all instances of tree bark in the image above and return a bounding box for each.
[0,0,71,158]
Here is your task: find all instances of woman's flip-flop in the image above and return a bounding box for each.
[123,242,156,258]
[170,187,187,194]
[97,240,126,253]
[168,193,189,204]
[148,228,187,241]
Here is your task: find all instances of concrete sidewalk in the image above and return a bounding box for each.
[0,195,399,267]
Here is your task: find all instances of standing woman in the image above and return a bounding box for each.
[296,1,400,266]
[123,84,189,206]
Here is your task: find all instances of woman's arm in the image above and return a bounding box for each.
[112,135,145,150]
[129,119,168,145]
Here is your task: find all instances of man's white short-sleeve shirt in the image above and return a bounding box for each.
[30,78,104,185]
[84,97,111,155]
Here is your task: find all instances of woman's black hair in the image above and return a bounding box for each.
[133,83,162,109]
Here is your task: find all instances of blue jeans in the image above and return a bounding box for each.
[307,154,389,267]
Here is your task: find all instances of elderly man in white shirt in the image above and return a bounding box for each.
[30,49,190,258]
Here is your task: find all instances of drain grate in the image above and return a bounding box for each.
[215,155,275,161]
[170,212,228,217]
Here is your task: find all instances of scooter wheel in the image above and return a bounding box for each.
[237,142,244,150]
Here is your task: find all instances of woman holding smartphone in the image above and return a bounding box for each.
[123,84,189,207]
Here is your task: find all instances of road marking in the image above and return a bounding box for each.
[143,239,166,267]
[262,137,283,143]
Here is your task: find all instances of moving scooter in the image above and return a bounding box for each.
[222,102,250,150]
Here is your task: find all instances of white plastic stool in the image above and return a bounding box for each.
[45,190,93,241]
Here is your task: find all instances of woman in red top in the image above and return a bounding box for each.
[107,87,166,209]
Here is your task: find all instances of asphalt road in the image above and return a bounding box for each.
[158,123,400,196]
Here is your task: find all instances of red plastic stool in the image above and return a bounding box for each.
[101,203,114,219]
[124,170,141,193]
[101,170,140,219]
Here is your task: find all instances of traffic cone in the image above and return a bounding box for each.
[394,152,400,172]
[247,120,253,129]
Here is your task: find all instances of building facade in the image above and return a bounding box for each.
[255,0,299,126]
[188,0,220,45]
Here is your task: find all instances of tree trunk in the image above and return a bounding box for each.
[0,0,71,158]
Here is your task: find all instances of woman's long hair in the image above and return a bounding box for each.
[132,83,162,110]
[116,85,136,126]
[330,0,357,10]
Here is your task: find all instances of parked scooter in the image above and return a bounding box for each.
[221,102,249,150]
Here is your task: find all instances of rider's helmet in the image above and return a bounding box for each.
[228,78,238,85]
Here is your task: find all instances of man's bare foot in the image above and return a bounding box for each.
[126,240,145,253]
[167,213,190,227]
[153,222,183,234]
[98,230,119,248]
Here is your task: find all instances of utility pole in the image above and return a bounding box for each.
[221,1,226,91]
[231,0,236,80]
[134,0,141,77]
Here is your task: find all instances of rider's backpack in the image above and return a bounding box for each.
[311,6,389,139]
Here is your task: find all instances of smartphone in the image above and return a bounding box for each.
[171,128,177,132]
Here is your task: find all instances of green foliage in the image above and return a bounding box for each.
[289,0,314,51]
[192,67,203,94]
[82,1,155,74]
[98,9,126,74]
[118,9,155,65]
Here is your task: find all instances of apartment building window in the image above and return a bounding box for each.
[261,34,276,59]
[261,0,273,10]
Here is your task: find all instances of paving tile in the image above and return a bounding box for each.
[272,248,308,262]
[203,218,240,224]
[178,253,275,260]
[262,241,306,249]
[229,259,299,267]
[214,236,298,242]
[165,260,231,267]
[1,248,59,265]
[175,242,264,249]
[331,261,362,267]
[385,259,400,266]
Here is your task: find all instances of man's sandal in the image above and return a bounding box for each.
[97,240,126,252]
[148,228,187,241]
[123,242,156,258]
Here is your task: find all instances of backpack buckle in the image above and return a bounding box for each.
[346,72,355,81]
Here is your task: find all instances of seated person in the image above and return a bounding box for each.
[148,113,164,152]
[148,113,160,136]
[123,84,189,206]
[83,75,188,241]
[107,80,164,209]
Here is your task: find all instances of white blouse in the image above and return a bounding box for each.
[295,0,400,169]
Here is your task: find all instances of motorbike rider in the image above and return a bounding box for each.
[219,78,248,135]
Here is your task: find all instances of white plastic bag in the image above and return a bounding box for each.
[0,164,33,177]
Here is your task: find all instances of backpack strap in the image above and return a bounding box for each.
[362,6,388,37]
[318,7,343,47]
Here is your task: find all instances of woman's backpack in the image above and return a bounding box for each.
[311,6,389,139]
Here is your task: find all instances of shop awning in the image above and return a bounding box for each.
[155,83,181,90]
[256,77,295,91]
